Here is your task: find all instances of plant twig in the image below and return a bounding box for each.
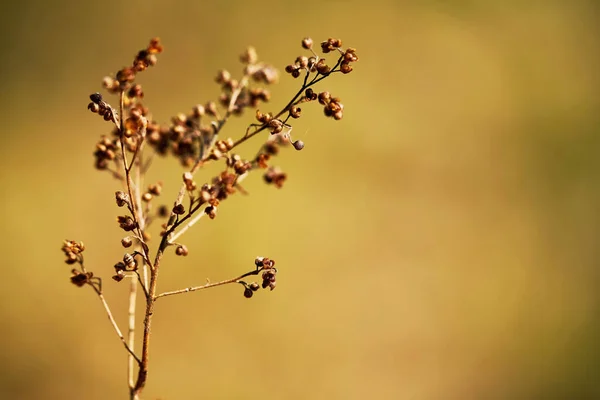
[91,285,141,365]
[154,268,263,300]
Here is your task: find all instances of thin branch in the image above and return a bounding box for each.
[91,285,141,365]
[154,268,262,300]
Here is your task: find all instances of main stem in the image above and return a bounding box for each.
[131,270,156,397]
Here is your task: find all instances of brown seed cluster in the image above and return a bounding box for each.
[70,269,96,287]
[69,36,359,316]
[117,215,137,231]
[240,257,277,298]
[62,240,85,265]
[88,92,117,122]
[112,252,139,282]
[141,46,279,167]
[104,38,163,93]
[263,166,287,188]
[63,240,102,290]
[256,257,277,291]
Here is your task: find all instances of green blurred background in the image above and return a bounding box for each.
[1,0,599,398]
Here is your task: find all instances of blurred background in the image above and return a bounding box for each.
[0,0,599,399]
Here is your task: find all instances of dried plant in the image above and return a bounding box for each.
[62,36,358,399]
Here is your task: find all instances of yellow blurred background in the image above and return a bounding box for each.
[1,0,599,398]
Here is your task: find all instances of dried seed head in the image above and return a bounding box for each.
[128,84,144,98]
[115,191,129,207]
[173,203,185,215]
[255,110,272,124]
[142,192,153,202]
[88,102,100,113]
[292,140,305,151]
[263,166,287,188]
[340,62,353,74]
[250,282,260,291]
[305,88,317,101]
[157,205,169,218]
[175,245,189,256]
[344,47,359,62]
[302,37,313,50]
[117,215,137,231]
[318,91,331,105]
[183,172,196,191]
[243,286,254,298]
[71,270,92,287]
[295,56,309,69]
[90,92,103,104]
[240,46,258,64]
[192,104,205,117]
[316,59,331,74]
[289,106,302,119]
[321,37,343,53]
[148,182,162,196]
[112,270,125,282]
[121,237,133,248]
[148,37,163,54]
[123,253,136,270]
[205,205,217,219]
[205,101,218,116]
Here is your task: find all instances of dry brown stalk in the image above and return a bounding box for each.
[62,36,358,399]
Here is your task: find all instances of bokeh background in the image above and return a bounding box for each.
[1,0,599,399]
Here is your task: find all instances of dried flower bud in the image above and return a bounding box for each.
[340,62,353,74]
[249,282,260,291]
[344,47,359,62]
[88,102,100,113]
[148,182,162,196]
[148,37,163,54]
[175,245,188,256]
[173,203,185,215]
[295,56,309,69]
[302,37,313,50]
[142,193,153,202]
[123,253,136,270]
[112,270,125,282]
[71,270,91,287]
[121,237,133,248]
[215,69,231,84]
[115,191,129,207]
[183,172,196,191]
[316,59,331,74]
[318,91,331,105]
[205,205,217,219]
[240,46,258,64]
[243,286,254,298]
[157,205,169,218]
[292,140,305,151]
[117,215,137,231]
[206,101,218,116]
[256,110,272,124]
[192,104,205,117]
[114,262,126,272]
[289,106,301,119]
[268,119,283,134]
[90,92,103,104]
